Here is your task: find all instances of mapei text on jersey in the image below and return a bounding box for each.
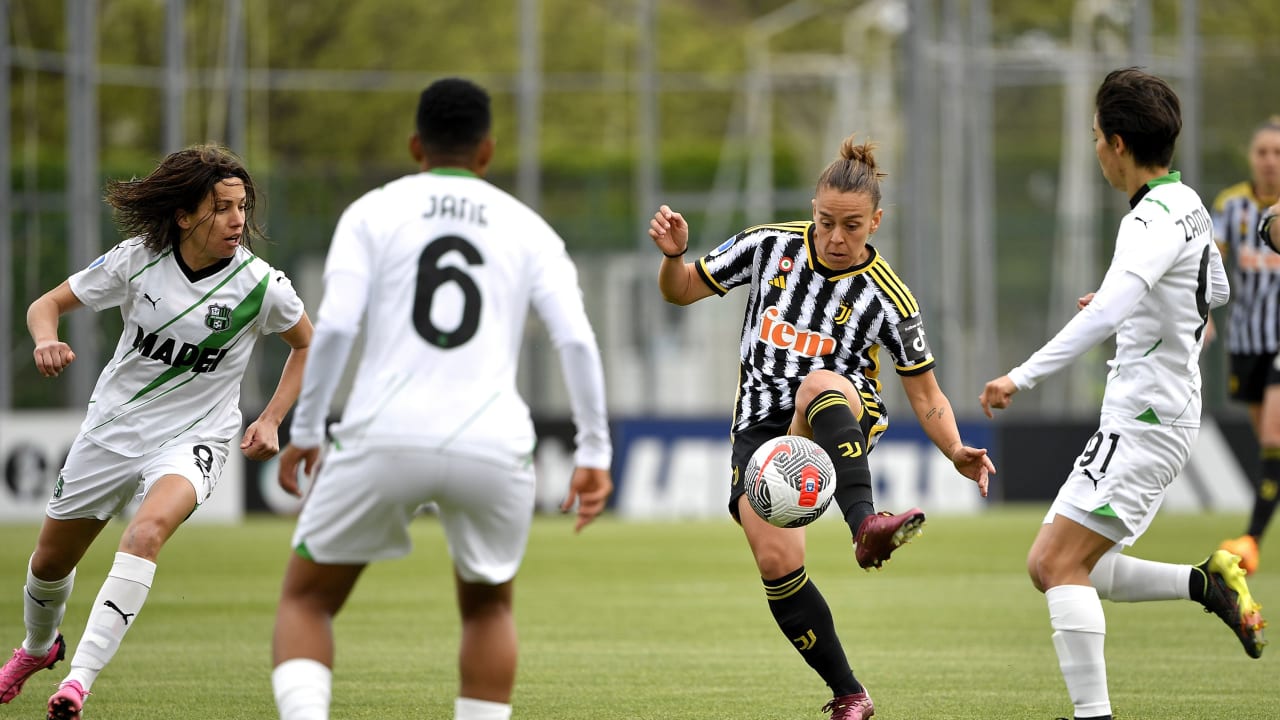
[129,325,229,373]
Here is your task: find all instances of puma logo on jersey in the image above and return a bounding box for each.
[131,325,229,373]
[1132,216,1150,229]
[143,293,161,309]
[758,306,835,357]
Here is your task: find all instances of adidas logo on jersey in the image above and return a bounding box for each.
[130,326,229,373]
[758,306,835,357]
[768,276,786,290]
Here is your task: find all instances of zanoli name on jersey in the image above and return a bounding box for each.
[68,239,304,456]
[696,221,934,431]
[1104,172,1220,428]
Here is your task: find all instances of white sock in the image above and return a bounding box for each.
[456,696,512,720]
[1046,585,1110,719]
[65,552,156,691]
[272,658,332,720]
[1090,551,1190,602]
[23,557,75,654]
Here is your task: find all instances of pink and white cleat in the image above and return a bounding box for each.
[0,633,66,704]
[47,679,89,720]
[855,508,926,570]
[822,691,875,719]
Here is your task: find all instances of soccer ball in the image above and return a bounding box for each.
[744,435,837,528]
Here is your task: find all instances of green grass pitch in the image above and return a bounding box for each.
[0,508,1275,719]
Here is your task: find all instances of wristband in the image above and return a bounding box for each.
[662,247,687,259]
[1261,212,1278,245]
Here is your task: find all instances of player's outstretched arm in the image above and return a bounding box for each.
[561,466,613,533]
[242,313,314,462]
[979,375,1018,418]
[900,370,992,497]
[651,204,715,306]
[27,280,82,378]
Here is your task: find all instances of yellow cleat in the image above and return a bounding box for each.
[1199,550,1267,658]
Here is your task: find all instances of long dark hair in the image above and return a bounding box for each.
[104,144,263,254]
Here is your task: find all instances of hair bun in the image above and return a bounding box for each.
[840,135,879,172]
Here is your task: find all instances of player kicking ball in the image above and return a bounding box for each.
[651,134,992,719]
[981,67,1266,720]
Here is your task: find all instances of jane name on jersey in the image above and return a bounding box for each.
[129,325,229,373]
[423,194,487,226]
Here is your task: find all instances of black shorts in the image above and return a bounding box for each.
[1229,352,1280,404]
[727,405,883,523]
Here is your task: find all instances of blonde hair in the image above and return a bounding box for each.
[816,134,887,207]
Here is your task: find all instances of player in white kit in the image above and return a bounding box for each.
[0,145,312,720]
[270,78,613,720]
[980,68,1266,720]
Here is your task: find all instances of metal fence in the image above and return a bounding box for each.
[3,0,1275,423]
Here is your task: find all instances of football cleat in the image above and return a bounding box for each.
[46,679,88,720]
[822,691,875,719]
[0,633,66,704]
[1198,549,1267,659]
[1219,534,1260,576]
[854,508,926,570]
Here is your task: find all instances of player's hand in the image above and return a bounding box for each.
[979,375,1018,418]
[950,445,993,497]
[648,204,689,258]
[33,340,76,377]
[276,443,321,498]
[561,466,613,533]
[241,418,282,461]
[1077,292,1095,311]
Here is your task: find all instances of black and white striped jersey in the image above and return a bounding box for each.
[695,221,935,432]
[1214,181,1280,354]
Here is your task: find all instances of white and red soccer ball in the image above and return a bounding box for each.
[744,435,836,528]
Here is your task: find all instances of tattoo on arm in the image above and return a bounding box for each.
[926,406,945,421]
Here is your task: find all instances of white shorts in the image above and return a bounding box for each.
[1045,415,1197,547]
[47,435,228,521]
[291,446,536,585]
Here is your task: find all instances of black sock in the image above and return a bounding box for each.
[1246,453,1280,540]
[805,390,874,535]
[1189,561,1208,604]
[763,567,863,697]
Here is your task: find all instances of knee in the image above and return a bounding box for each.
[119,519,170,561]
[1026,551,1047,593]
[795,371,858,415]
[753,543,803,580]
[29,549,74,582]
[458,582,513,622]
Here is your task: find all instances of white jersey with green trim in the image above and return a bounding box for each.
[68,239,304,456]
[314,170,608,467]
[1102,173,1218,428]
